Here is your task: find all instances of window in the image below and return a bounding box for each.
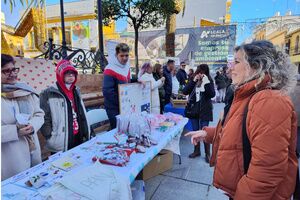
[54,28,60,44]
[24,35,29,49]
[65,28,71,45]
[47,29,53,40]
[296,35,299,54]
[286,39,290,55]
[30,31,35,49]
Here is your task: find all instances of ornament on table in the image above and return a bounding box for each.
[92,147,133,167]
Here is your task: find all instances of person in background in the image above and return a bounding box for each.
[138,63,165,114]
[219,63,235,126]
[163,59,175,105]
[182,64,215,162]
[153,63,165,114]
[176,61,188,86]
[40,60,90,153]
[172,68,180,95]
[188,68,194,82]
[222,66,232,87]
[185,40,298,199]
[1,54,44,180]
[103,43,139,129]
[214,70,227,103]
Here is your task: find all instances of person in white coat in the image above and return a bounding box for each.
[1,54,44,180]
[138,62,165,114]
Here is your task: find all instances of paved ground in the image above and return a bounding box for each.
[145,103,228,200]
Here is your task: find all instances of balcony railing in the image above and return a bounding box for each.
[36,38,107,74]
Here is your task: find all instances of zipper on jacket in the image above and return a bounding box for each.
[64,105,68,152]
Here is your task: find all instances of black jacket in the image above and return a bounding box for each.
[176,69,188,86]
[221,84,235,126]
[214,74,227,90]
[222,73,232,87]
[183,78,216,121]
[163,65,172,102]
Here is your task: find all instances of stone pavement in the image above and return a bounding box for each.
[145,103,228,200]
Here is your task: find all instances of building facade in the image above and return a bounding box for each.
[1,11,25,56]
[286,28,300,73]
[176,0,229,28]
[15,0,119,57]
[253,13,300,74]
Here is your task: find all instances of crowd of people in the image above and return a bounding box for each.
[214,67,232,103]
[1,40,300,199]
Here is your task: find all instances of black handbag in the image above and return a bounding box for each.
[184,87,201,119]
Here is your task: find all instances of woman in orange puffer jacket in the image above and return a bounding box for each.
[186,40,298,200]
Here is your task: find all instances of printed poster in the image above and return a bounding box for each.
[72,21,90,48]
[118,82,152,114]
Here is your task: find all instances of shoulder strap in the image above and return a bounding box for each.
[242,96,253,174]
[188,85,197,102]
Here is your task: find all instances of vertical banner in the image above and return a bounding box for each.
[72,21,90,48]
[193,25,236,64]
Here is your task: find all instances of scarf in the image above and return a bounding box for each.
[104,55,131,82]
[1,83,38,152]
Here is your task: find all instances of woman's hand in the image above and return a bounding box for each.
[160,77,165,83]
[18,124,34,136]
[185,130,207,145]
[138,80,146,88]
[193,75,199,82]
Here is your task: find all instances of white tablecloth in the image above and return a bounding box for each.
[2,118,188,199]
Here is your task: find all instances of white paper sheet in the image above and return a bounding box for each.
[58,163,132,200]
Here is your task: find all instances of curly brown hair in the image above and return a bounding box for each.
[235,40,297,93]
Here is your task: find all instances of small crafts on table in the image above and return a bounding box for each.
[94,112,183,167]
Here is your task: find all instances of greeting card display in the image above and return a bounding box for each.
[118,82,152,114]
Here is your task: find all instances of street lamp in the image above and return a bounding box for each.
[60,0,67,59]
[97,0,105,70]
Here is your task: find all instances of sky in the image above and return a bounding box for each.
[1,0,300,44]
[231,0,300,44]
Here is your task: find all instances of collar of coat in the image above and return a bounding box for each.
[234,74,272,100]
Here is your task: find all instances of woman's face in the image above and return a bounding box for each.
[146,65,153,74]
[1,62,19,84]
[231,50,255,86]
[159,67,163,74]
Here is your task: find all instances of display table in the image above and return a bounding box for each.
[2,118,188,199]
[164,103,193,131]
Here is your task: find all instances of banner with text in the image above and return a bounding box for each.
[194,25,236,64]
